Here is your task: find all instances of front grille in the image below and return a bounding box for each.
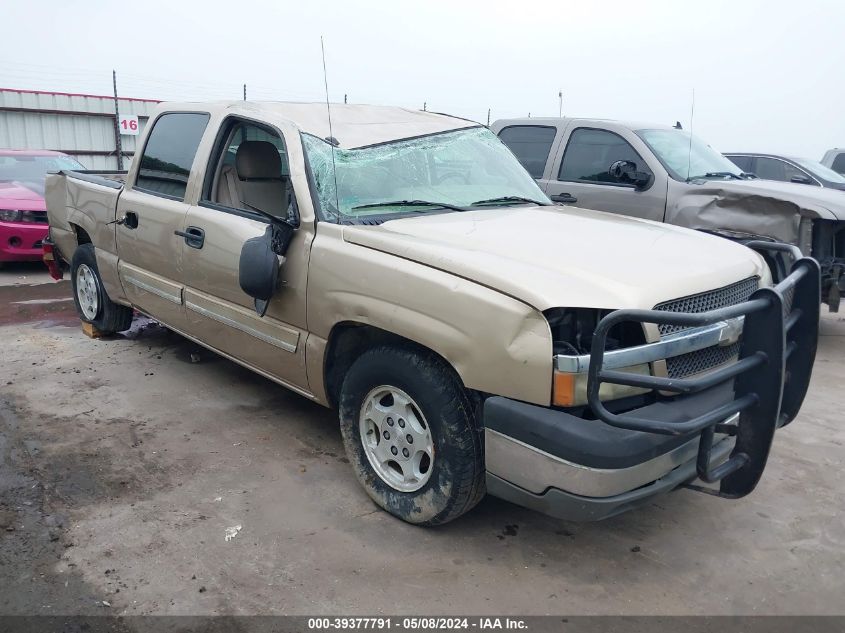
[666,341,741,379]
[654,276,759,335]
[782,284,795,317]
[655,276,759,379]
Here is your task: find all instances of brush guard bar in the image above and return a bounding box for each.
[587,249,820,499]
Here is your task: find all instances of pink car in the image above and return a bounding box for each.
[0,149,85,265]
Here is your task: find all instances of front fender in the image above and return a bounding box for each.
[666,180,841,245]
[307,224,553,406]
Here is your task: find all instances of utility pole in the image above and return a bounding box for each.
[243,84,247,101]
[112,70,123,171]
[423,101,427,112]
[344,93,347,104]
[487,108,491,126]
[558,90,563,117]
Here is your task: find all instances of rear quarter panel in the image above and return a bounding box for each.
[45,173,124,301]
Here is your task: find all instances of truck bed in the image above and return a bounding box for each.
[44,169,126,267]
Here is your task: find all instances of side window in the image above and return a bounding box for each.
[497,125,557,179]
[203,120,295,221]
[833,153,845,174]
[727,155,753,171]
[135,113,209,200]
[558,128,651,185]
[754,157,786,181]
[781,161,813,184]
[219,125,289,175]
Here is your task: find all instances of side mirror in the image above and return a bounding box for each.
[609,160,652,190]
[790,174,813,185]
[239,225,282,317]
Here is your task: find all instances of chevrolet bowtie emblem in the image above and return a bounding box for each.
[717,318,744,347]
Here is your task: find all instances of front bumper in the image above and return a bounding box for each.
[484,391,737,522]
[0,221,48,262]
[484,251,820,521]
[486,439,734,522]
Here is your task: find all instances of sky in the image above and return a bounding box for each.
[2,0,843,159]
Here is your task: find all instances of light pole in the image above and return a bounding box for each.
[558,91,563,118]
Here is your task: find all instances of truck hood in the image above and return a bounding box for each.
[667,178,845,245]
[0,181,45,211]
[342,206,767,311]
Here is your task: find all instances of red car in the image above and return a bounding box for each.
[0,149,85,266]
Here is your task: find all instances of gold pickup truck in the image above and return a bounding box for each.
[44,102,820,525]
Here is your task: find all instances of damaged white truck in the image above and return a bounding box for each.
[493,118,844,311]
[45,102,819,525]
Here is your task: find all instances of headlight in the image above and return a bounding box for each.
[545,307,651,407]
[0,210,23,222]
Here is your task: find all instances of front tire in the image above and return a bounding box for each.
[339,345,485,525]
[70,243,133,334]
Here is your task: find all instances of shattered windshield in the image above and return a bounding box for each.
[302,127,550,222]
[636,128,742,182]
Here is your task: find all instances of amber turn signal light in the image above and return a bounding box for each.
[552,371,577,407]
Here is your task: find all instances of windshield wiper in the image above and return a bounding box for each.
[470,195,549,207]
[351,199,467,213]
[694,172,744,180]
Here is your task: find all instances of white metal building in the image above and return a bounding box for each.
[0,88,160,170]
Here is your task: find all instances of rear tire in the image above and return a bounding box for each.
[338,345,485,525]
[70,243,133,334]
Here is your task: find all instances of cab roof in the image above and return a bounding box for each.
[155,101,480,149]
[493,116,677,132]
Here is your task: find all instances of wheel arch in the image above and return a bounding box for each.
[71,223,92,246]
[322,321,466,409]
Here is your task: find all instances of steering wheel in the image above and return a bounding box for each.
[435,171,470,185]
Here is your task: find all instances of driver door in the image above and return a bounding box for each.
[545,126,667,222]
[179,118,314,393]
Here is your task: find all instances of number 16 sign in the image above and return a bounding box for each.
[118,115,139,136]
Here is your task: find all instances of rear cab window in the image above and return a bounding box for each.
[497,125,557,179]
[134,112,210,200]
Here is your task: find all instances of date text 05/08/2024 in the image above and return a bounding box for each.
[307,618,528,630]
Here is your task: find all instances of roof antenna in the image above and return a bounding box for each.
[320,35,341,223]
[686,88,695,182]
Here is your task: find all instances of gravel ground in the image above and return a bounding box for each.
[1,262,843,616]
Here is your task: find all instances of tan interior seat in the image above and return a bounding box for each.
[216,140,292,218]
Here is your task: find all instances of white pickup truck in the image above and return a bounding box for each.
[44,101,819,525]
[493,117,845,311]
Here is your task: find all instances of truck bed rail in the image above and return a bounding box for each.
[57,169,126,189]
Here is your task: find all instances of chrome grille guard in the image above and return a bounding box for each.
[586,244,820,499]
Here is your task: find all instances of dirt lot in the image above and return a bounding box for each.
[1,261,843,616]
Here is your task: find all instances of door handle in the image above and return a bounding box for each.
[174,226,205,249]
[551,193,578,204]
